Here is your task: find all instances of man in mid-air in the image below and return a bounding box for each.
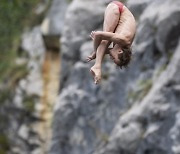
[86,1,136,84]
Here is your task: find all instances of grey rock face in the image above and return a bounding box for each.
[21,27,45,97]
[1,27,46,154]
[127,0,152,19]
[41,0,68,36]
[50,0,180,154]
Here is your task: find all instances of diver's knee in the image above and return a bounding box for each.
[101,40,109,44]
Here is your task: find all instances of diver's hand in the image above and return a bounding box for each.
[90,31,96,40]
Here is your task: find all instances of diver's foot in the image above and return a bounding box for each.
[90,65,101,84]
[86,51,96,62]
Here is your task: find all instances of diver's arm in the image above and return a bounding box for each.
[94,31,130,47]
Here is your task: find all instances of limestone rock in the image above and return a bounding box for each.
[2,27,46,154]
[80,41,94,62]
[21,26,45,97]
[127,0,152,19]
[41,0,68,36]
[50,0,180,154]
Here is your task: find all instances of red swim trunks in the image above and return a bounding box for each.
[112,1,124,13]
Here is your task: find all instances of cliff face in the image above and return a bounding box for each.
[50,0,180,154]
[2,0,179,153]
[0,0,67,153]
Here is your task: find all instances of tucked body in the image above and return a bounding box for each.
[87,1,136,84]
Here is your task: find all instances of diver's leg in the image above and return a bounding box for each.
[86,31,103,62]
[86,47,113,62]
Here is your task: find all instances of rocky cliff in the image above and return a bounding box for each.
[0,0,66,153]
[1,0,180,153]
[50,0,180,154]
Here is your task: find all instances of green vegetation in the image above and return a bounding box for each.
[102,72,109,80]
[0,134,10,154]
[128,89,140,102]
[0,1,47,152]
[140,65,149,72]
[0,63,28,104]
[128,79,153,102]
[0,0,49,100]
[167,51,173,62]
[8,63,29,87]
[0,0,41,50]
[0,0,41,82]
[138,79,153,99]
[23,95,39,112]
[121,0,128,3]
[0,0,51,82]
[156,50,174,78]
[66,0,73,3]
[0,89,12,105]
[156,64,167,77]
